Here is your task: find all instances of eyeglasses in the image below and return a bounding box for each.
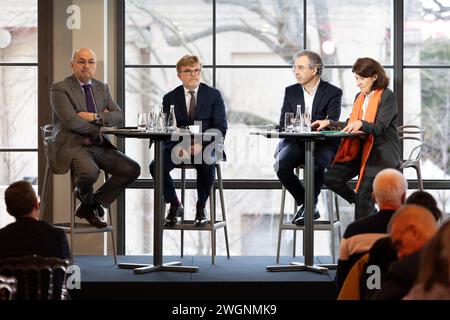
[76,60,96,66]
[179,69,202,76]
[292,65,318,72]
[292,65,308,72]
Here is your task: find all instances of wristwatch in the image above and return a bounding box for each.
[93,113,103,125]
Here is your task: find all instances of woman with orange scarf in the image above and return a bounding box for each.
[312,58,401,220]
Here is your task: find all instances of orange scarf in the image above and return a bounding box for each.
[333,89,383,191]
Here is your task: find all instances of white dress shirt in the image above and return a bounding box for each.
[302,79,320,116]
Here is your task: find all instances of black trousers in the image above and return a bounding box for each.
[149,148,215,207]
[324,153,375,220]
[275,141,334,207]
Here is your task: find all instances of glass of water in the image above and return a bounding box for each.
[137,112,148,131]
[284,112,295,132]
[303,109,311,132]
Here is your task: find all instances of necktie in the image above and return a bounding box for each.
[82,84,96,113]
[188,90,196,123]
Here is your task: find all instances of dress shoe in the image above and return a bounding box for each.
[75,202,107,228]
[291,206,304,224]
[74,188,105,218]
[93,201,105,218]
[294,207,320,225]
[163,205,184,227]
[194,208,208,226]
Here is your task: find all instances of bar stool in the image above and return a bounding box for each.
[275,167,342,264]
[163,162,230,264]
[40,124,117,265]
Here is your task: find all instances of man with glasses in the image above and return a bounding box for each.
[275,50,342,225]
[150,55,227,227]
[49,48,140,228]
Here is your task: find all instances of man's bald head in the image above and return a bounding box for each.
[71,48,97,83]
[389,204,438,259]
[372,168,407,210]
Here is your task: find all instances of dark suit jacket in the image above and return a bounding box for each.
[0,218,70,259]
[162,82,228,157]
[357,88,401,177]
[49,75,124,174]
[276,80,342,153]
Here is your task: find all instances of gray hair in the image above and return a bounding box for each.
[292,50,324,75]
[373,168,408,207]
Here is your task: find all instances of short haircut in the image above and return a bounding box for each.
[406,191,442,222]
[5,181,38,217]
[352,57,389,89]
[292,50,324,75]
[372,168,407,207]
[176,55,202,73]
[388,204,437,234]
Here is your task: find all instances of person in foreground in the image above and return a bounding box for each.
[312,57,400,221]
[49,48,140,228]
[150,55,227,227]
[0,181,70,259]
[371,204,438,300]
[275,50,342,225]
[336,168,407,290]
[403,219,450,300]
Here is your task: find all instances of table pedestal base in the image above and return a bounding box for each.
[266,261,328,273]
[118,261,199,274]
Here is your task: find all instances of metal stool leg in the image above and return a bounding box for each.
[180,167,186,258]
[40,164,51,222]
[210,187,216,265]
[276,186,286,263]
[70,171,76,262]
[216,164,230,259]
[107,207,117,265]
[416,164,424,191]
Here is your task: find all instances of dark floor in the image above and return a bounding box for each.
[70,255,338,300]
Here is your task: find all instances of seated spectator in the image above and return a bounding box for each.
[0,181,70,259]
[364,191,443,299]
[403,219,450,300]
[371,205,438,300]
[406,191,443,222]
[336,168,407,290]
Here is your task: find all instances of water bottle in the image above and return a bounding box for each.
[167,105,177,132]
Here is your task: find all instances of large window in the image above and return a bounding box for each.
[123,0,449,255]
[0,0,38,228]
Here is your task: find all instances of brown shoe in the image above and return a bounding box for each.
[75,202,107,228]
[84,212,107,228]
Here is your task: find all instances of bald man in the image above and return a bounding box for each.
[371,205,438,300]
[336,168,407,290]
[49,48,140,228]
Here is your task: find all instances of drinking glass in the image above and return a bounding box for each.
[157,112,167,131]
[137,112,148,131]
[303,109,311,132]
[284,112,295,132]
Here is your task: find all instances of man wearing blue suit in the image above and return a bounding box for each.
[150,55,228,227]
[275,50,342,225]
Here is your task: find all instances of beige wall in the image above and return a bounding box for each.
[52,0,117,255]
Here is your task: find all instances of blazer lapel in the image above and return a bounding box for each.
[294,84,305,113]
[175,86,189,122]
[92,81,104,112]
[69,75,87,112]
[311,81,325,120]
[195,83,206,118]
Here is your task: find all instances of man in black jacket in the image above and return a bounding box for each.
[275,50,342,224]
[371,205,438,300]
[0,181,70,259]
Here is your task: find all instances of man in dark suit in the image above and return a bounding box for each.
[0,181,70,259]
[275,50,342,225]
[150,55,227,226]
[49,48,141,228]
